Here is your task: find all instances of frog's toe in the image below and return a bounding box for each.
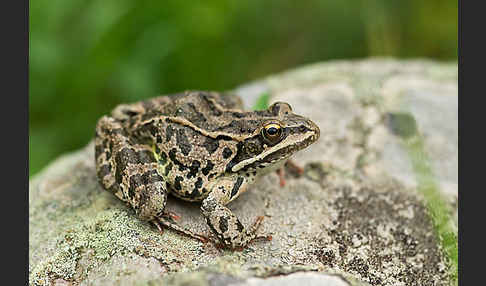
[285,159,304,176]
[154,215,208,243]
[151,220,164,234]
[250,215,265,231]
[246,216,272,243]
[253,234,273,242]
[162,210,181,221]
[276,168,286,187]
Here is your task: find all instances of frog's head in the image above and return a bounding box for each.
[228,102,320,174]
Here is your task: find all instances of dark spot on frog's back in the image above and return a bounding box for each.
[174,176,183,191]
[222,147,233,159]
[202,161,214,175]
[203,137,219,154]
[176,128,192,156]
[166,125,175,142]
[187,160,201,179]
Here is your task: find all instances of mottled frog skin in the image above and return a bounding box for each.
[95,91,320,248]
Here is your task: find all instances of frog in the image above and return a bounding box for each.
[95,90,320,249]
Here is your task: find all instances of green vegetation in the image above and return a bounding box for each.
[404,135,458,284]
[253,92,270,111]
[30,0,457,175]
[384,109,457,284]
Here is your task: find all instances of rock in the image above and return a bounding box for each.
[235,272,351,286]
[29,59,457,286]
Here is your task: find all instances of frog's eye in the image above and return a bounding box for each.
[261,123,283,144]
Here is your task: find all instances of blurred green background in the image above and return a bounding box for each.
[29,0,457,176]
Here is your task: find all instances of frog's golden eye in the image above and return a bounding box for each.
[262,123,283,144]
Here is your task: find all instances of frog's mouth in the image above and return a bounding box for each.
[260,130,318,164]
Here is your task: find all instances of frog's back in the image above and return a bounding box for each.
[129,91,246,201]
[109,91,243,126]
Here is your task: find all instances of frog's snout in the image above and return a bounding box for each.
[306,119,320,142]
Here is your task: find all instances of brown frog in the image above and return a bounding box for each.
[95,91,320,249]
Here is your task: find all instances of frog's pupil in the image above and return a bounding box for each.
[267,127,278,135]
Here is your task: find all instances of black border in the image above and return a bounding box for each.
[3,0,29,283]
[458,0,468,285]
[457,0,461,284]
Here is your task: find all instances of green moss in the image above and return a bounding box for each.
[29,207,195,285]
[402,134,458,285]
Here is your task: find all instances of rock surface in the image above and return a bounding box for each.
[29,59,457,286]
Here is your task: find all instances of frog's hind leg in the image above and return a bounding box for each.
[95,115,128,198]
[95,116,168,222]
[96,116,207,244]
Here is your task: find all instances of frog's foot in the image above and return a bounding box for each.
[203,200,270,249]
[275,160,305,187]
[248,216,273,242]
[152,216,208,243]
[285,159,304,176]
[211,217,272,251]
[202,175,272,249]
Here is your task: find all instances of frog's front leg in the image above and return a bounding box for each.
[201,176,270,249]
